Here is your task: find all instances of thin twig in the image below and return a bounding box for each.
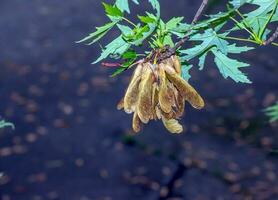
[174,0,209,51]
[155,0,209,63]
[192,0,209,24]
[263,26,278,45]
[101,62,122,67]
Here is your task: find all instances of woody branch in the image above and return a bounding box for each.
[263,26,278,45]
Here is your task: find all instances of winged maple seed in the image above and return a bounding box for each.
[117,55,205,134]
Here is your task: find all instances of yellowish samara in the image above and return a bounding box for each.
[117,55,205,134]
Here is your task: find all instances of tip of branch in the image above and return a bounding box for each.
[101,62,122,67]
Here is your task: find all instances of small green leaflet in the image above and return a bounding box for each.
[117,0,161,46]
[117,24,133,35]
[118,23,152,45]
[103,3,123,17]
[0,120,14,129]
[111,58,136,77]
[212,49,251,83]
[226,44,254,53]
[132,15,158,46]
[265,102,278,122]
[94,36,131,63]
[229,0,247,8]
[170,22,191,38]
[122,50,137,59]
[245,0,277,17]
[230,0,277,14]
[111,67,128,77]
[166,17,184,30]
[163,35,175,47]
[77,21,118,45]
[115,0,139,13]
[77,3,125,45]
[161,18,184,46]
[198,53,207,70]
[179,57,193,81]
[138,15,156,23]
[149,0,161,18]
[230,13,278,30]
[132,0,161,46]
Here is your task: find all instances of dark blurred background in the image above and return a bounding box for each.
[0,0,277,200]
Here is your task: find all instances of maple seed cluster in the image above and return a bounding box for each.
[117,55,205,134]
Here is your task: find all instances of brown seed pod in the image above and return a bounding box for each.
[174,92,186,118]
[117,54,205,134]
[166,81,178,108]
[151,82,159,120]
[165,72,205,109]
[137,65,154,124]
[155,105,162,120]
[160,107,175,120]
[172,55,182,75]
[117,98,124,110]
[166,80,177,107]
[163,61,177,75]
[123,64,143,113]
[132,112,142,133]
[158,65,173,113]
[162,117,183,134]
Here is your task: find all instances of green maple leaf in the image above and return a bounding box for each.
[179,24,253,83]
[212,49,251,83]
[180,28,229,59]
[179,26,230,69]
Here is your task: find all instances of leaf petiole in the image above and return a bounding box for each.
[259,2,278,39]
[122,17,137,28]
[219,35,259,44]
[230,16,258,41]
